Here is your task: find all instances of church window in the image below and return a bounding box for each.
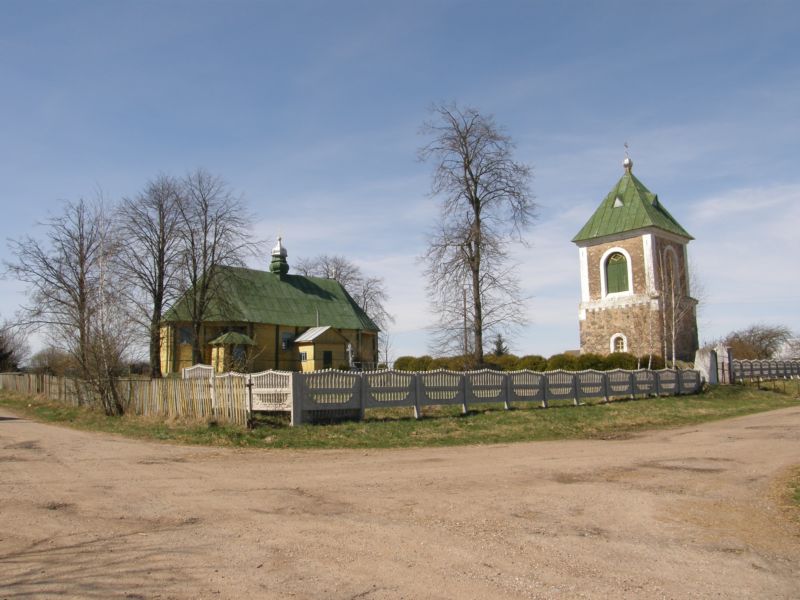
[611,335,626,353]
[178,326,194,345]
[606,252,629,294]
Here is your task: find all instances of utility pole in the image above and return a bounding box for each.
[463,285,468,368]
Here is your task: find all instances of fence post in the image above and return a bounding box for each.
[572,373,579,406]
[676,370,683,395]
[602,371,609,403]
[290,372,304,426]
[209,373,217,419]
[502,372,511,410]
[246,374,254,428]
[413,373,423,420]
[358,373,366,421]
[461,372,468,414]
[542,373,549,409]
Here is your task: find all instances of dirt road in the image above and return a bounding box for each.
[1,407,799,599]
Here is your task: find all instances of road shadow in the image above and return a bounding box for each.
[0,523,205,599]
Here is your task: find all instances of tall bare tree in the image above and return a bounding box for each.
[8,199,104,373]
[6,198,132,414]
[116,175,183,377]
[295,254,394,330]
[419,103,536,366]
[175,169,260,364]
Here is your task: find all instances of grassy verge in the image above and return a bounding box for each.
[789,467,800,510]
[1,381,798,450]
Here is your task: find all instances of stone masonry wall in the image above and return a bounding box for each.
[580,300,665,357]
[586,237,646,300]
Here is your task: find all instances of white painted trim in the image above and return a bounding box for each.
[599,246,634,299]
[610,332,628,353]
[579,247,590,302]
[642,233,655,295]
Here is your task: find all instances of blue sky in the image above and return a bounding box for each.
[1,1,798,360]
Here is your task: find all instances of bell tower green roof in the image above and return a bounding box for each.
[572,159,692,243]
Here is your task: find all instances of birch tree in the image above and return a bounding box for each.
[658,248,698,366]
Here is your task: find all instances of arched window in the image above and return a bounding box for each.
[606,252,629,294]
[611,334,627,353]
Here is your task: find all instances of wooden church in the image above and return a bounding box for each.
[160,238,380,374]
[572,156,699,362]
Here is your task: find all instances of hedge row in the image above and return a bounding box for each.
[392,352,667,372]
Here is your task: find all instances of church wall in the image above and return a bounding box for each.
[580,289,698,361]
[160,320,378,374]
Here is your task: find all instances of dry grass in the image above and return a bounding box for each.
[1,381,798,450]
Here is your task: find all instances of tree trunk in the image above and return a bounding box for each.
[471,267,483,366]
[149,313,162,378]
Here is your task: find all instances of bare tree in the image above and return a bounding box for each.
[175,169,261,364]
[7,199,104,373]
[116,175,183,377]
[6,198,132,414]
[657,248,699,366]
[378,330,393,368]
[294,254,394,330]
[29,346,75,376]
[719,324,793,359]
[419,103,535,366]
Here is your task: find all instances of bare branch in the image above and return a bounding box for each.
[295,254,394,331]
[420,103,535,365]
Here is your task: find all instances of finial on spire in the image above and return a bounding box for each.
[623,142,633,173]
[270,235,289,276]
[271,235,287,258]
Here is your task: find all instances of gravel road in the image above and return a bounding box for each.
[1,406,799,599]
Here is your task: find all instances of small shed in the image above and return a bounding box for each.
[294,326,351,372]
[209,331,256,373]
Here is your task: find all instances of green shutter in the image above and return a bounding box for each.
[606,253,629,293]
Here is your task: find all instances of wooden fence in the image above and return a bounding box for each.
[0,372,251,427]
[0,367,703,427]
[731,359,800,383]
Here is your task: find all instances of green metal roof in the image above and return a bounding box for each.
[572,171,692,243]
[163,266,379,331]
